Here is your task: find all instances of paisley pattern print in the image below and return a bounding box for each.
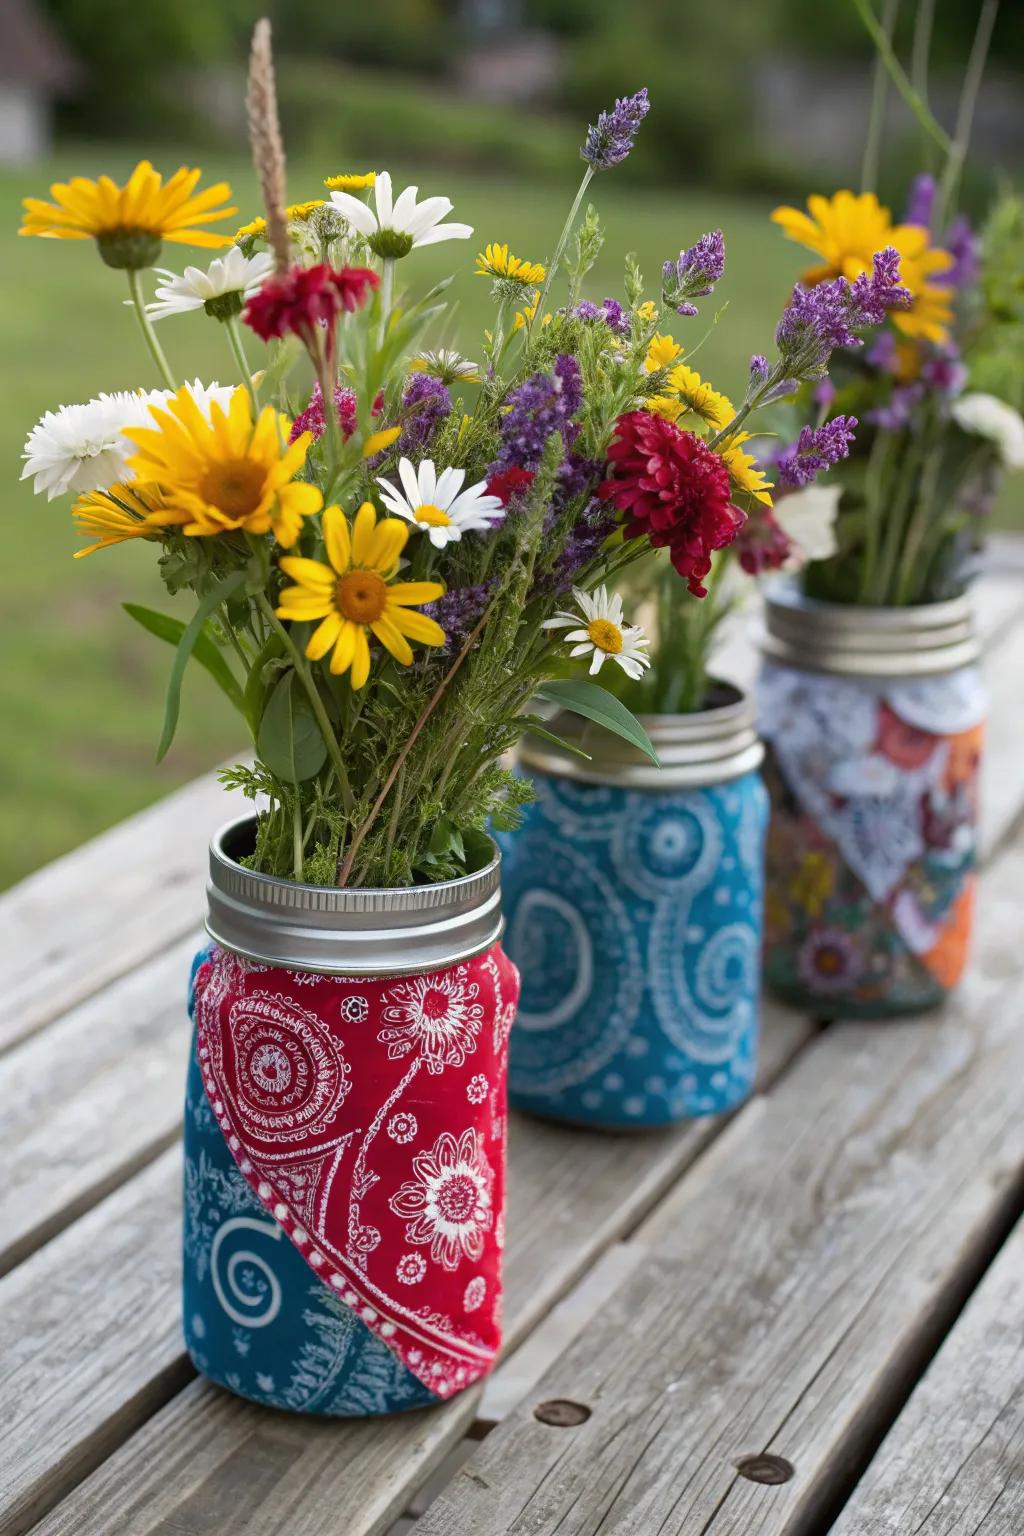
[759,661,986,1016]
[498,769,768,1127]
[184,942,519,1412]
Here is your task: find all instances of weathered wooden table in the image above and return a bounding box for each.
[3,548,1024,1536]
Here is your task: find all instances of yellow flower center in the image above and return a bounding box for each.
[199,458,266,519]
[415,504,452,528]
[336,569,388,624]
[587,618,623,654]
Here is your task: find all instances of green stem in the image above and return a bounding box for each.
[851,0,952,158]
[910,0,936,173]
[292,797,303,882]
[255,593,355,815]
[226,315,259,412]
[935,0,999,229]
[126,268,177,391]
[529,167,594,341]
[860,0,900,193]
[379,257,395,348]
[858,429,894,602]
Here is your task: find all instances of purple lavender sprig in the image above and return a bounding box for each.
[581,89,650,171]
[569,296,630,336]
[397,373,451,456]
[491,354,583,474]
[904,173,937,229]
[424,581,496,653]
[662,230,725,317]
[776,415,858,489]
[776,247,910,378]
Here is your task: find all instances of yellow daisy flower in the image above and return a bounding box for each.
[70,483,169,558]
[20,161,236,269]
[323,172,377,191]
[658,362,735,433]
[719,432,773,507]
[276,502,445,687]
[123,384,321,546]
[644,332,682,372]
[476,242,546,286]
[771,189,956,345]
[234,200,326,241]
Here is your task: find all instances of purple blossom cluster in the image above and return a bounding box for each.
[776,415,858,489]
[288,382,357,444]
[398,373,451,456]
[776,248,910,376]
[904,173,936,229]
[662,230,725,317]
[571,297,630,336]
[581,88,650,171]
[868,385,925,432]
[491,354,583,474]
[903,173,977,289]
[424,581,496,653]
[541,498,620,593]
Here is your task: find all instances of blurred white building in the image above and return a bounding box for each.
[0,0,76,164]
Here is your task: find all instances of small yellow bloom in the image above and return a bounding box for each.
[476,242,546,286]
[513,290,552,331]
[276,502,445,687]
[323,172,377,191]
[362,426,401,458]
[70,483,169,557]
[234,200,326,242]
[20,161,236,269]
[644,332,681,372]
[718,432,773,507]
[636,300,658,323]
[123,384,321,546]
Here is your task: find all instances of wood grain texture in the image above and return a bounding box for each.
[27,1010,812,1536]
[0,773,240,1057]
[831,1216,1024,1535]
[409,831,1024,1536]
[0,938,198,1275]
[0,1149,187,1536]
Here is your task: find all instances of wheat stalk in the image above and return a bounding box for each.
[246,19,290,273]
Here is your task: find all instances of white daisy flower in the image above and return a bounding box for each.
[951,392,1024,470]
[376,458,504,549]
[22,381,240,500]
[544,585,651,680]
[329,171,472,259]
[143,248,275,322]
[410,349,482,385]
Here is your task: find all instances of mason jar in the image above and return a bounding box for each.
[759,583,985,1018]
[497,685,767,1129]
[183,816,519,1416]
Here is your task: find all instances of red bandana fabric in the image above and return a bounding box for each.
[192,942,520,1399]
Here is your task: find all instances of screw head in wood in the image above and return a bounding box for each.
[734,1454,795,1485]
[534,1399,592,1427]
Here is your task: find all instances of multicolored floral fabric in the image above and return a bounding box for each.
[497,769,767,1127]
[188,942,519,1405]
[760,662,985,1015]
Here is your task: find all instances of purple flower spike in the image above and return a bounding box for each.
[398,373,451,456]
[491,354,583,474]
[662,229,725,317]
[749,354,770,388]
[777,415,858,489]
[424,581,496,653]
[904,173,937,229]
[776,248,910,377]
[581,88,650,171]
[944,215,978,289]
[868,386,925,432]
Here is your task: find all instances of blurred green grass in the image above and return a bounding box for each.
[0,146,823,888]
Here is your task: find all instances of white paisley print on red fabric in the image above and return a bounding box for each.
[389,1128,494,1271]
[377,968,485,1073]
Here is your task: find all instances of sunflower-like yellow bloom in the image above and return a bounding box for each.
[276,503,445,687]
[771,189,955,345]
[644,332,682,372]
[20,161,236,269]
[476,242,546,286]
[323,172,377,191]
[719,432,773,507]
[234,200,326,241]
[123,384,321,546]
[663,363,735,432]
[71,483,169,557]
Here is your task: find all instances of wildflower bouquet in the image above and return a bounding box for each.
[24,25,781,890]
[759,5,1024,610]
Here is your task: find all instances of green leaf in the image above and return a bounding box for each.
[518,716,593,762]
[536,679,660,766]
[123,603,246,719]
[256,671,329,784]
[153,570,247,763]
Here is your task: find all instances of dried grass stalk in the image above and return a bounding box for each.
[246,19,290,273]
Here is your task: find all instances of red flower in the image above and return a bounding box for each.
[486,467,535,506]
[735,508,793,575]
[244,263,379,344]
[599,410,744,596]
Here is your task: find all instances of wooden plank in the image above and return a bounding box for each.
[0,773,239,1057]
[406,829,1024,1536]
[0,1149,188,1536]
[831,1216,1024,1535]
[0,938,197,1276]
[980,611,1024,857]
[26,1009,812,1536]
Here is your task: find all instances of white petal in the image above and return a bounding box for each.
[569,642,593,658]
[397,457,422,507]
[329,191,377,236]
[418,459,438,505]
[412,223,474,247]
[589,651,606,675]
[390,184,421,232]
[374,171,394,227]
[403,195,453,237]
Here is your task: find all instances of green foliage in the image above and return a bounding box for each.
[256,672,329,783]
